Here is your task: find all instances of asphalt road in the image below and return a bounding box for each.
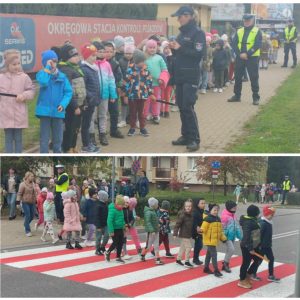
[1,205,299,297]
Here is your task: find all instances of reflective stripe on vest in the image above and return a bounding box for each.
[55,173,69,192]
[285,26,297,43]
[283,180,291,191]
[237,27,260,56]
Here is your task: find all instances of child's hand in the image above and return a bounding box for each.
[150,95,156,102]
[57,105,64,112]
[16,94,25,102]
[74,108,81,115]
[109,99,116,103]
[47,60,55,68]
[123,97,129,105]
[158,79,164,86]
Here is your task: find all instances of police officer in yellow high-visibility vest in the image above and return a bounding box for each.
[282,19,297,68]
[281,175,292,205]
[54,164,69,224]
[228,14,262,105]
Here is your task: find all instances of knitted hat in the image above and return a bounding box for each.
[92,41,105,51]
[124,196,130,203]
[68,189,77,198]
[148,197,159,208]
[206,36,212,43]
[128,197,137,209]
[161,41,170,51]
[115,194,125,206]
[161,200,170,210]
[146,39,157,49]
[247,204,260,218]
[61,191,69,200]
[47,192,54,200]
[114,35,125,49]
[221,34,228,42]
[263,205,276,217]
[124,36,135,45]
[41,50,58,67]
[208,203,219,212]
[133,49,146,65]
[225,200,237,212]
[41,187,48,193]
[60,44,79,62]
[81,43,97,60]
[124,44,136,54]
[98,190,109,202]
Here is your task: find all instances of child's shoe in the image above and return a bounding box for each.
[137,248,142,255]
[268,275,280,282]
[214,269,223,277]
[165,252,175,258]
[140,255,146,262]
[152,116,160,124]
[184,261,194,268]
[116,257,126,263]
[117,121,127,128]
[84,240,94,247]
[213,88,218,93]
[250,274,262,281]
[218,88,223,93]
[203,267,214,274]
[75,241,83,249]
[105,251,111,262]
[150,250,155,256]
[123,254,132,260]
[222,261,231,273]
[164,112,170,118]
[238,279,252,289]
[52,238,59,244]
[200,89,206,94]
[66,242,74,249]
[155,258,164,265]
[40,236,47,242]
[34,223,38,231]
[192,259,203,265]
[127,128,135,136]
[140,128,149,137]
[176,260,184,266]
[95,249,103,256]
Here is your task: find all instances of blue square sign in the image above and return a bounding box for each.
[0,17,36,72]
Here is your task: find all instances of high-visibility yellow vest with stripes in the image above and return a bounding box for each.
[283,180,291,191]
[237,27,260,56]
[285,26,297,43]
[55,173,69,192]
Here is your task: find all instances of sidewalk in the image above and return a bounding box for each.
[1,202,299,251]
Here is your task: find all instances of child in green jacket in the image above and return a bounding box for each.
[105,195,125,263]
[141,197,164,265]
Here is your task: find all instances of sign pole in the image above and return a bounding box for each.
[111,156,116,202]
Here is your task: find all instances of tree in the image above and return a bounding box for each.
[196,156,267,195]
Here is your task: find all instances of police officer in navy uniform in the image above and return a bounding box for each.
[228,14,262,105]
[170,6,206,152]
[282,19,298,68]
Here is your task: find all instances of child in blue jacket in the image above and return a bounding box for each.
[35,50,72,153]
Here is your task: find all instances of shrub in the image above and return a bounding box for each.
[287,192,300,205]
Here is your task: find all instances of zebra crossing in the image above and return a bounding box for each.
[0,241,296,298]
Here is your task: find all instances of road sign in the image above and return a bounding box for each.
[211,161,221,169]
[212,169,220,175]
[212,174,219,179]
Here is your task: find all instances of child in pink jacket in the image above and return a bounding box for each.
[63,190,83,250]
[0,49,35,153]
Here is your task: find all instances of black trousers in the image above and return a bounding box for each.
[81,106,95,147]
[62,107,81,152]
[234,57,259,98]
[261,247,274,276]
[193,235,203,262]
[54,192,64,223]
[214,70,224,89]
[176,83,200,144]
[283,42,297,66]
[107,229,124,258]
[281,190,289,204]
[108,99,119,135]
[239,246,263,280]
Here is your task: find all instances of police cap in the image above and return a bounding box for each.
[55,164,65,168]
[171,6,194,17]
[243,14,255,20]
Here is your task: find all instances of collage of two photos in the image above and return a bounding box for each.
[1,2,300,299]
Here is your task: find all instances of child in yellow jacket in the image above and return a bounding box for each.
[201,203,227,277]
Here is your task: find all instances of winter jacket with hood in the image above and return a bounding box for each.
[93,199,109,229]
[17,181,37,204]
[63,198,82,232]
[259,217,273,248]
[239,215,261,251]
[144,206,159,233]
[37,192,47,214]
[192,206,204,239]
[107,202,125,234]
[221,208,242,241]
[0,72,35,129]
[43,199,56,222]
[201,214,227,246]
[173,210,193,239]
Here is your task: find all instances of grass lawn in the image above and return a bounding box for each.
[0,95,40,152]
[228,66,300,153]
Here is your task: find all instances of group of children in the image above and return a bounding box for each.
[34,184,280,287]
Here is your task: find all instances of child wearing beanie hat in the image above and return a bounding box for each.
[201,203,227,277]
[238,204,262,289]
[212,39,227,93]
[62,189,83,250]
[260,205,280,282]
[105,195,126,263]
[58,43,86,153]
[221,200,242,273]
[144,39,168,124]
[140,197,164,265]
[79,43,101,153]
[41,192,59,244]
[35,49,72,153]
[0,49,35,153]
[94,190,109,255]
[173,199,194,268]
[152,200,174,258]
[121,49,154,137]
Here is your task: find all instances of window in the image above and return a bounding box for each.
[188,157,198,171]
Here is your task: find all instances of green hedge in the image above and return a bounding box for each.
[287,192,300,205]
